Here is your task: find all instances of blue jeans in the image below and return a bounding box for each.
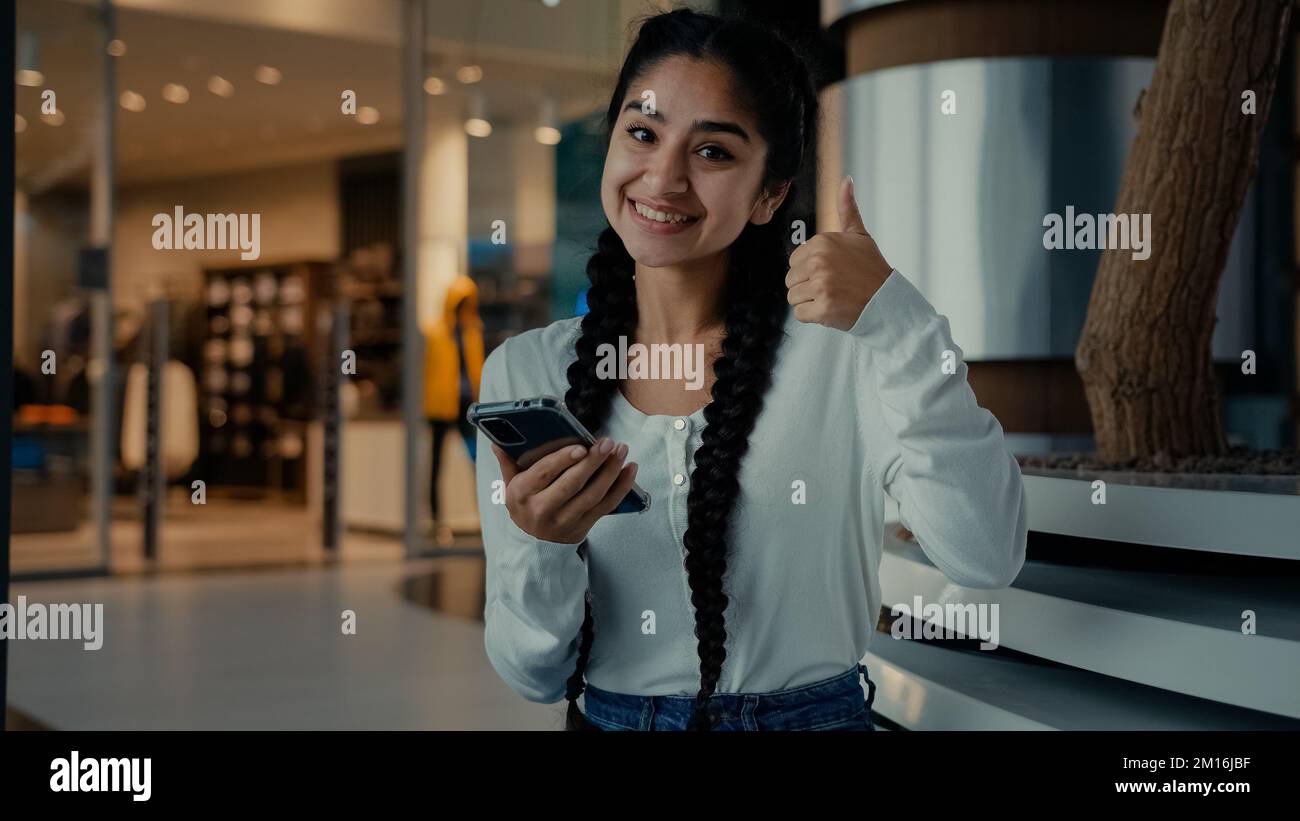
[581,663,878,731]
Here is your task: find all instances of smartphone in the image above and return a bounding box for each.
[467,395,651,514]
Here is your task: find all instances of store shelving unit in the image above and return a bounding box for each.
[470,238,551,355]
[198,260,334,501]
[339,252,403,414]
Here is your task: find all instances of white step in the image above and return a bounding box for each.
[863,633,1300,730]
[1022,472,1300,560]
[879,528,1300,718]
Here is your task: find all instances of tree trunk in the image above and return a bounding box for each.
[1075,0,1292,461]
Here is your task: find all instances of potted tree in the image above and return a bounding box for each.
[1012,0,1299,563]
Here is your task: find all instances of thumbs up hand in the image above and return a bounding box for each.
[785,176,893,331]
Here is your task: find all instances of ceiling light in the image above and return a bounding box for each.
[119,90,146,112]
[456,65,482,84]
[254,65,281,85]
[15,114,27,133]
[162,83,190,104]
[16,31,42,87]
[356,106,380,125]
[535,97,561,145]
[107,39,126,57]
[207,75,234,97]
[464,92,491,137]
[423,76,446,95]
[40,109,65,127]
[542,0,561,6]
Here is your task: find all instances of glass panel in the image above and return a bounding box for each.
[109,7,406,571]
[12,0,109,577]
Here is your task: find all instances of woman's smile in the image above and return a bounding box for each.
[626,196,701,236]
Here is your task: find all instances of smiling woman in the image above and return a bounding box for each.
[599,48,787,271]
[476,7,1028,733]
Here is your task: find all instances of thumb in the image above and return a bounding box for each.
[491,443,519,484]
[837,175,868,235]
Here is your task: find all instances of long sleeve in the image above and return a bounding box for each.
[476,340,589,703]
[849,269,1027,589]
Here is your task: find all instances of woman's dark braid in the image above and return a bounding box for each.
[561,225,638,731]
[682,244,788,730]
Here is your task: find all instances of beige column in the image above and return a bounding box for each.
[512,123,556,276]
[417,95,476,535]
[418,101,469,333]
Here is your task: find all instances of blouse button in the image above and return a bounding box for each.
[674,418,687,431]
[672,473,686,486]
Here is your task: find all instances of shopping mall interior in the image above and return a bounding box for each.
[11,0,640,578]
[5,0,1300,731]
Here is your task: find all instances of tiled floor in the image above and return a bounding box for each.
[6,559,564,730]
[10,495,406,576]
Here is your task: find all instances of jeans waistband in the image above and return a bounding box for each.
[582,662,877,731]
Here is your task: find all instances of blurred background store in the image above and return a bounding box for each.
[12,0,678,580]
[7,0,1299,730]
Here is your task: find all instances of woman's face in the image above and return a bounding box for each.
[601,55,783,270]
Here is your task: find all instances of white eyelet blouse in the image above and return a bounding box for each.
[475,268,1028,702]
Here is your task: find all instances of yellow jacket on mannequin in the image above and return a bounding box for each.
[424,273,485,420]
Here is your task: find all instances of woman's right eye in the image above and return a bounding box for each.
[626,123,654,143]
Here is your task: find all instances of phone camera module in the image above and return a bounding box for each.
[481,417,525,446]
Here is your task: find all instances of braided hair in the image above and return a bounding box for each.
[562,8,820,732]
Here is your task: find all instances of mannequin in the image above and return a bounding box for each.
[423,273,484,542]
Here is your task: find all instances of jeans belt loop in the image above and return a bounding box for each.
[859,663,877,708]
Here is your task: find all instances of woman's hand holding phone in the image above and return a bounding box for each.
[491,437,639,545]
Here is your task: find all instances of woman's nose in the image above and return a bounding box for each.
[642,149,688,196]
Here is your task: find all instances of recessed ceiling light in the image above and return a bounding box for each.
[40,109,65,127]
[15,114,27,133]
[162,83,190,104]
[254,65,281,85]
[542,0,561,6]
[107,39,126,57]
[16,32,43,88]
[120,90,146,112]
[535,98,561,145]
[423,76,446,95]
[208,75,234,97]
[356,106,380,125]
[456,65,482,84]
[465,92,490,136]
